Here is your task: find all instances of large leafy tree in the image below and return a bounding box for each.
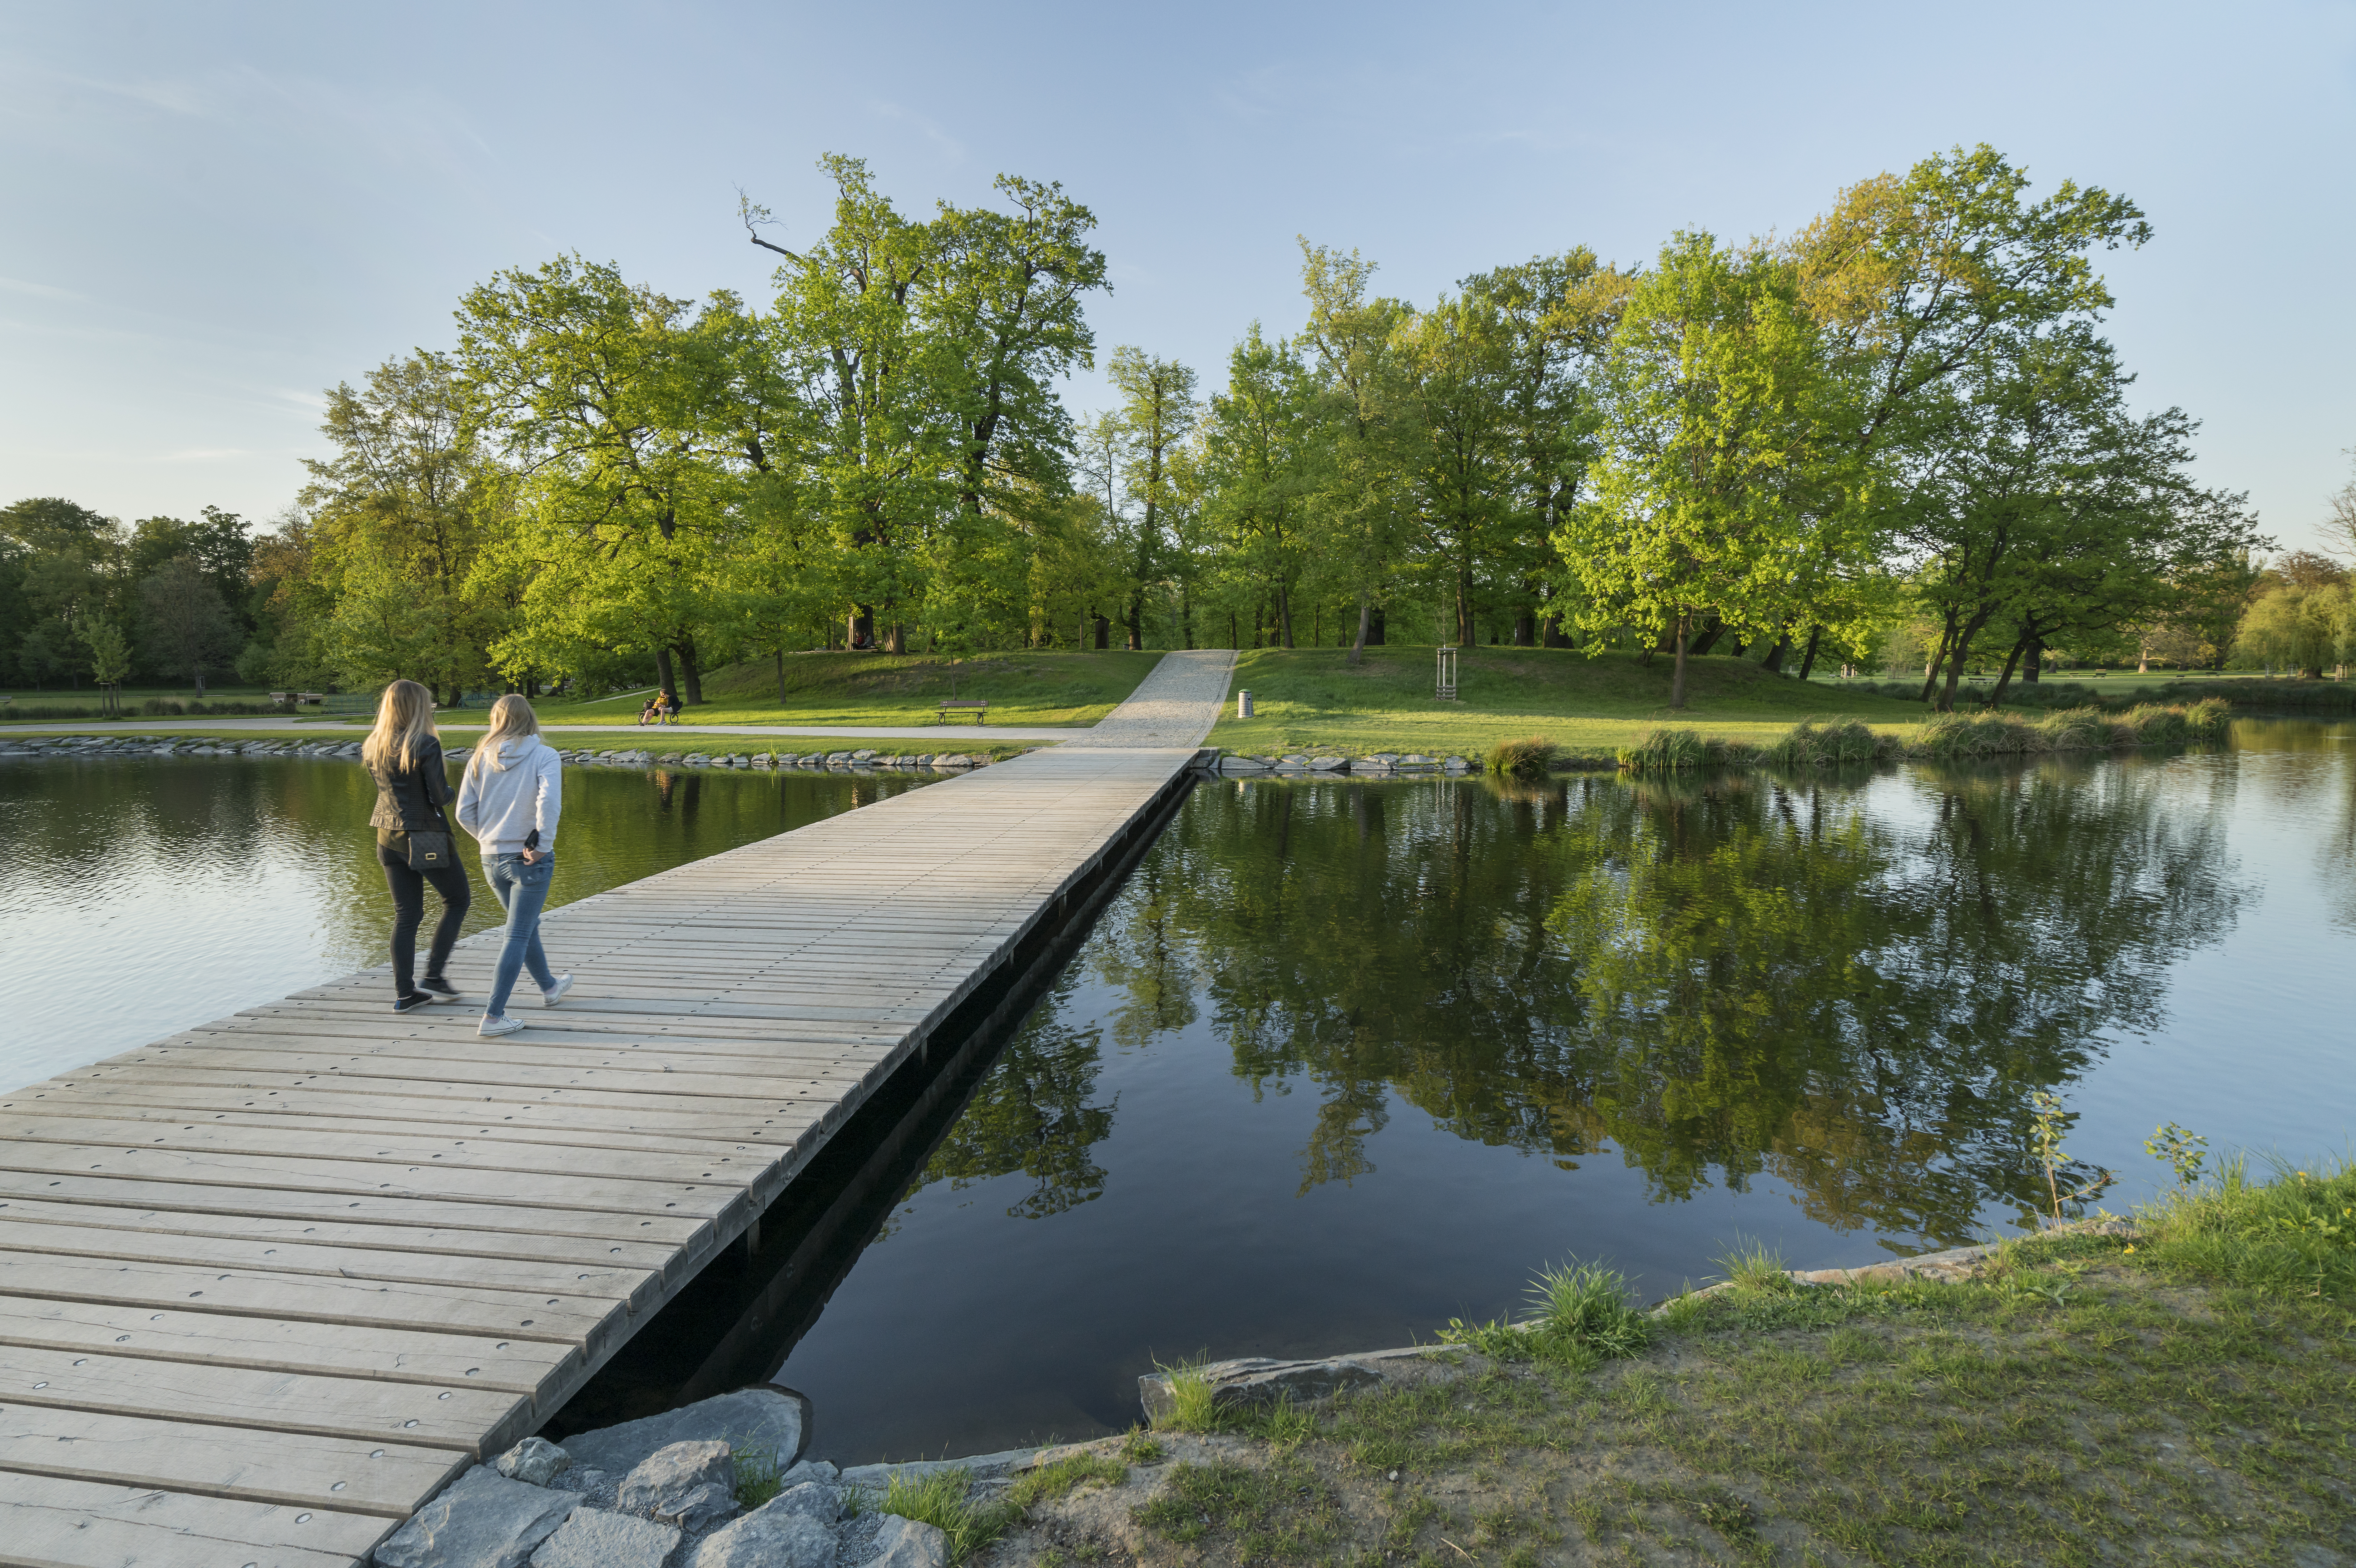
[1556,233,1864,708]
[292,353,508,703]
[1200,328,1322,650]
[458,257,758,702]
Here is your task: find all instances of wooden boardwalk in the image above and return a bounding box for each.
[0,654,1231,1566]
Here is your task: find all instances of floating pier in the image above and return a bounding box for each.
[0,653,1234,1567]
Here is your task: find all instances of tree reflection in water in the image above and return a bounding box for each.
[905,760,2240,1248]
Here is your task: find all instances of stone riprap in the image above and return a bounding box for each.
[497,1436,575,1487]
[862,1516,952,1568]
[560,1387,807,1477]
[1218,750,1477,777]
[529,1507,682,1568]
[374,1466,579,1568]
[618,1439,740,1531]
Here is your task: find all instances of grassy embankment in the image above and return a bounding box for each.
[959,1157,2355,1566]
[540,649,1163,729]
[1207,647,1923,763]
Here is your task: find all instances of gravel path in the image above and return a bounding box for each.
[1074,650,1236,748]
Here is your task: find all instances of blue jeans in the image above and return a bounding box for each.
[483,852,557,1016]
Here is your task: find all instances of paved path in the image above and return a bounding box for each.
[0,656,1232,1566]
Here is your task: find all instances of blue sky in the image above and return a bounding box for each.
[4,1,2351,552]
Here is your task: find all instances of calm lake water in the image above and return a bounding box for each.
[3,723,2351,1465]
[0,755,933,1084]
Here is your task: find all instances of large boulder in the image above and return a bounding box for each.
[528,1508,681,1568]
[618,1440,737,1531]
[863,1515,949,1568]
[375,1466,577,1568]
[560,1387,806,1478]
[688,1496,837,1568]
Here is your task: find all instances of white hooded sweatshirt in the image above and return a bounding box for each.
[455,734,562,855]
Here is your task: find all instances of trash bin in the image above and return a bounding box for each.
[1237,690,1254,718]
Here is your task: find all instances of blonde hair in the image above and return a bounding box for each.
[465,693,542,782]
[362,680,438,772]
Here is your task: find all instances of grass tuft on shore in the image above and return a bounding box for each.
[1484,735,1560,777]
[863,1467,1022,1565]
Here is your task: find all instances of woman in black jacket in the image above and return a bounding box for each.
[364,678,473,1012]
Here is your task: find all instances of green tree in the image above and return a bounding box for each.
[1557,233,1861,707]
[1201,328,1322,651]
[1104,348,1199,650]
[2234,582,2353,677]
[139,554,239,691]
[297,352,509,703]
[1296,242,1415,662]
[458,256,756,702]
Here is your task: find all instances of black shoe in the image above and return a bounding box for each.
[393,991,439,1013]
[416,975,463,1000]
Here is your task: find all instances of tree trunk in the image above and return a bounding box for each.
[776,648,787,703]
[1092,614,1110,650]
[1796,625,1824,681]
[1367,606,1385,646]
[1989,635,2030,707]
[1688,615,1726,658]
[1277,587,1295,649]
[1762,633,1790,674]
[655,646,678,705]
[1349,589,1371,667]
[1455,568,1474,646]
[1512,612,1534,647]
[886,621,905,655]
[2022,637,2042,683]
[1670,612,1691,710]
[1228,609,1237,650]
[677,641,705,706]
[849,604,874,650]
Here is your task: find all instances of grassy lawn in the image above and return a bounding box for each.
[982,1161,2355,1567]
[540,650,1164,729]
[1211,648,1927,761]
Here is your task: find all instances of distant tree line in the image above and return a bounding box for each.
[11,143,2351,712]
[0,498,259,695]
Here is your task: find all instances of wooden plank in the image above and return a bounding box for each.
[0,1220,658,1309]
[0,1142,742,1220]
[7,1073,821,1126]
[0,1084,806,1150]
[0,1251,618,1349]
[0,1474,385,1568]
[0,1117,755,1189]
[0,1294,569,1391]
[0,1403,463,1515]
[0,1168,719,1250]
[0,1345,523,1452]
[0,1198,679,1273]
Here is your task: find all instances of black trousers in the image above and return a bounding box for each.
[378,841,472,994]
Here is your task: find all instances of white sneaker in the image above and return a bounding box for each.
[478,1014,526,1037]
[540,974,575,1008]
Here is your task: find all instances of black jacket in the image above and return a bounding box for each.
[369,737,453,836]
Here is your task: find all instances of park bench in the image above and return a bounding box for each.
[936,699,988,724]
[296,692,326,706]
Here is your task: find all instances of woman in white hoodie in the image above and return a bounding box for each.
[454,695,573,1036]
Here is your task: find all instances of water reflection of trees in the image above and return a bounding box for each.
[923,763,2241,1246]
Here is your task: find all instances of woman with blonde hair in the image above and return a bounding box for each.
[364,679,471,1012]
[455,693,573,1036]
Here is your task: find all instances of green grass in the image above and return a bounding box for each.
[541,650,1163,729]
[1209,647,1924,761]
[862,1467,1024,1565]
[999,1163,2354,1567]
